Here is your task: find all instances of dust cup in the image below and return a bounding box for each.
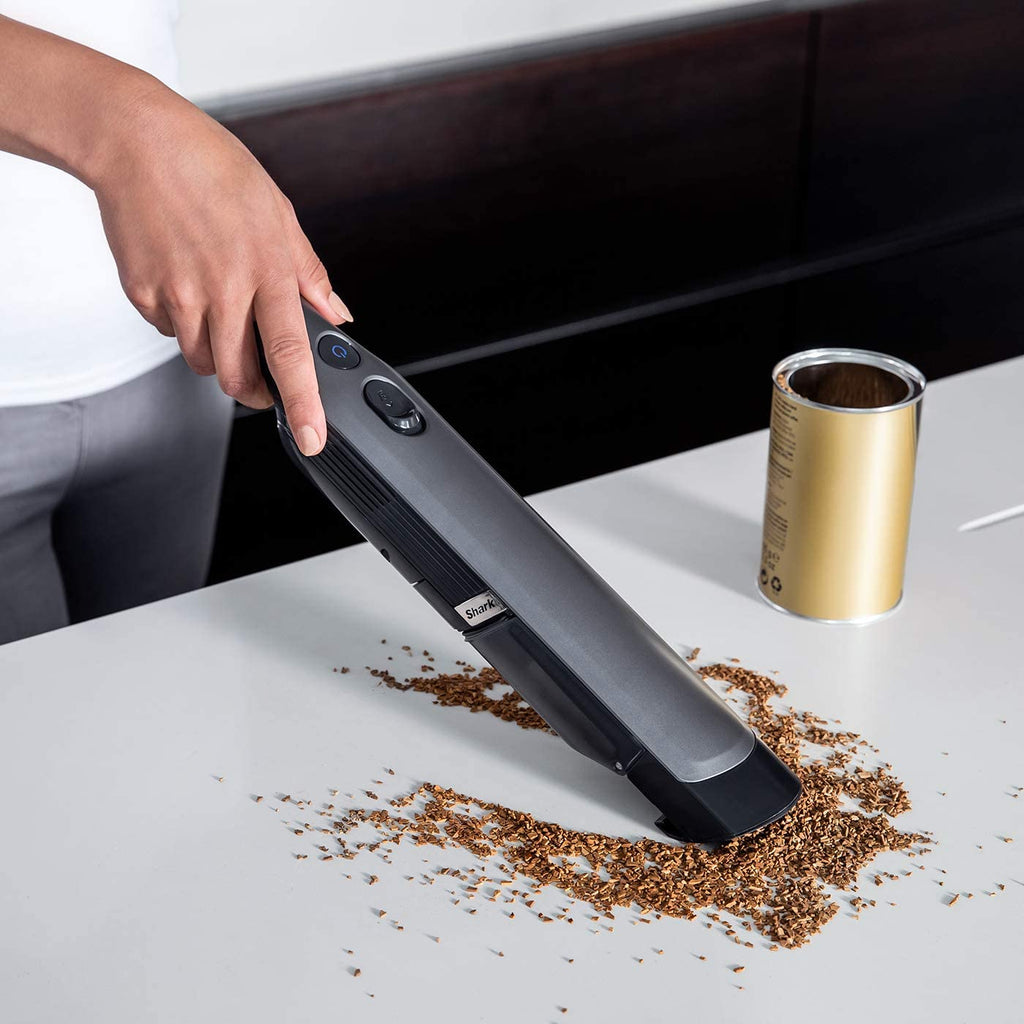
[757,348,925,623]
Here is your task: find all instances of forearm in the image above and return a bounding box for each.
[0,14,169,187]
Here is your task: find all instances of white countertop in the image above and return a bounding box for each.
[2,356,1022,1023]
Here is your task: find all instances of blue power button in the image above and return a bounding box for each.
[317,331,361,370]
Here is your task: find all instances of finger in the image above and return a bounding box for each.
[171,312,216,376]
[253,276,325,456]
[279,197,353,325]
[208,298,273,409]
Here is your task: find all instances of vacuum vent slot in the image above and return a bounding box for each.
[314,429,391,516]
[302,425,487,607]
[373,501,483,601]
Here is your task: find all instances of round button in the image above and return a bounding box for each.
[316,331,361,370]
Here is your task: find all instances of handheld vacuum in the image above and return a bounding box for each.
[258,302,801,843]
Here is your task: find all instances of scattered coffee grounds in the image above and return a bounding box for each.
[365,662,553,734]
[292,656,934,949]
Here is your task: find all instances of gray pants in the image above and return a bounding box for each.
[0,356,233,646]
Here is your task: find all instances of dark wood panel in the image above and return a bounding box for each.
[789,224,1024,379]
[412,289,789,493]
[804,0,1024,251]
[224,14,808,367]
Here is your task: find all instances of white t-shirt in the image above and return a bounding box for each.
[0,1,182,406]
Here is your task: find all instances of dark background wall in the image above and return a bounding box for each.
[207,0,1024,584]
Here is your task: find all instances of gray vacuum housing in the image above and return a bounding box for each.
[259,303,801,843]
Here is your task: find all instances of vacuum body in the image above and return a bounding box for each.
[261,304,801,843]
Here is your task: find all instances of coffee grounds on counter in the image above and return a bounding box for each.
[367,662,554,735]
[303,656,933,948]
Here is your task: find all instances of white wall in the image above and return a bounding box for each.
[173,0,748,104]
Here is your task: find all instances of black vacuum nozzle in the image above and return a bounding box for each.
[631,742,802,844]
[259,303,802,843]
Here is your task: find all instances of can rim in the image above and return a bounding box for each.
[771,348,926,414]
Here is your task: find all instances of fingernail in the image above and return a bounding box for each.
[328,291,353,323]
[297,425,322,456]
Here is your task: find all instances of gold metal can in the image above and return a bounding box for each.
[757,348,926,623]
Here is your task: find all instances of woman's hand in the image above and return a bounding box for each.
[92,86,348,456]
